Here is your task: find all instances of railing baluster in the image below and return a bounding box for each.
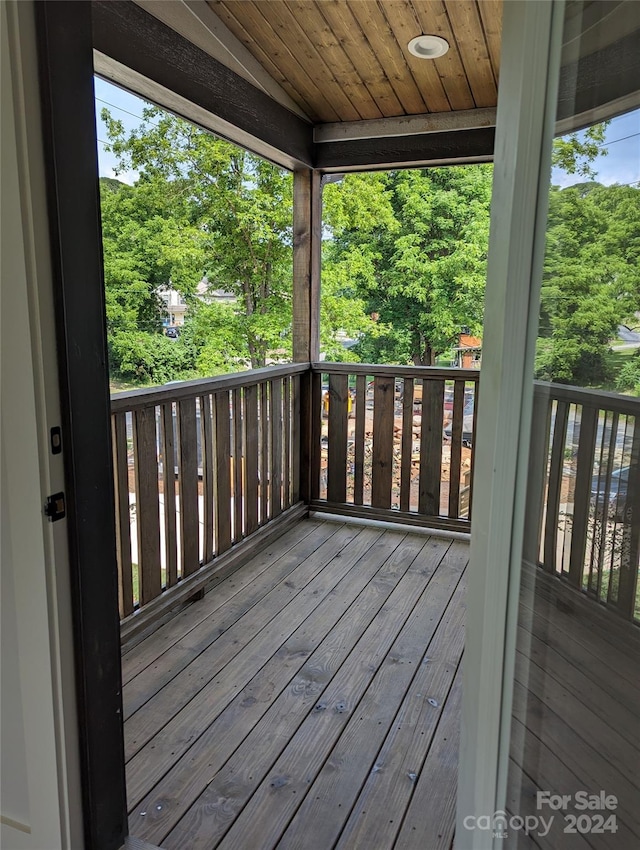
[200,394,214,564]
[178,397,199,577]
[448,380,464,519]
[292,374,301,504]
[468,378,480,520]
[133,407,162,604]
[310,371,322,502]
[283,378,291,510]
[371,376,394,509]
[544,400,569,575]
[233,388,243,541]
[594,412,618,600]
[260,381,269,524]
[244,383,259,536]
[271,378,283,517]
[327,373,349,503]
[400,377,414,512]
[523,389,552,567]
[353,373,366,507]
[616,417,639,619]
[419,378,444,516]
[112,412,134,616]
[161,402,178,587]
[215,390,232,555]
[568,405,598,589]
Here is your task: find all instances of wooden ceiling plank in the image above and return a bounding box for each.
[443,0,497,107]
[317,0,405,117]
[378,0,452,113]
[284,0,383,121]
[254,1,364,121]
[209,1,315,117]
[211,0,341,122]
[411,1,476,111]
[476,0,502,84]
[134,0,309,119]
[348,0,430,115]
[211,0,322,120]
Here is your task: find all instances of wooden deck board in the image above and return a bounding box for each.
[311,577,466,850]
[126,523,374,799]
[511,567,640,847]
[124,520,637,850]
[167,537,463,850]
[125,520,467,850]
[120,519,323,681]
[129,528,416,845]
[123,521,340,721]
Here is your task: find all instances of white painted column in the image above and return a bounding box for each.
[455,2,565,847]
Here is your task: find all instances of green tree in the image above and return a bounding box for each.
[100,176,205,382]
[103,108,295,368]
[551,123,608,179]
[103,104,371,371]
[184,300,247,375]
[535,183,639,385]
[323,166,493,365]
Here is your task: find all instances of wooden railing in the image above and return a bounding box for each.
[308,363,480,532]
[111,359,637,631]
[110,363,308,628]
[527,382,639,622]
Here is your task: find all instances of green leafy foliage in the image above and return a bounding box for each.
[103,107,294,369]
[535,182,640,385]
[551,123,608,179]
[108,330,197,385]
[322,166,492,365]
[616,353,640,394]
[101,106,366,376]
[185,301,248,375]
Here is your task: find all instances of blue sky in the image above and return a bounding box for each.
[95,77,639,189]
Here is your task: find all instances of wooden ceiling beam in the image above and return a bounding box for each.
[315,107,496,143]
[92,0,314,170]
[316,127,495,172]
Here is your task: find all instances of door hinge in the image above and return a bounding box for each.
[44,492,66,522]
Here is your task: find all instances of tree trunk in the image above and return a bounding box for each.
[412,344,436,366]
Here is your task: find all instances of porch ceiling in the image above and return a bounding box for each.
[95,0,640,171]
[209,0,501,123]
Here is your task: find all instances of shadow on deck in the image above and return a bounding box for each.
[121,518,468,850]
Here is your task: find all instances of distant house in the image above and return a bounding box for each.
[159,286,188,327]
[453,331,482,369]
[160,279,237,327]
[197,279,237,305]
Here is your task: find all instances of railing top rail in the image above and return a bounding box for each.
[111,362,310,413]
[534,380,640,415]
[312,362,480,381]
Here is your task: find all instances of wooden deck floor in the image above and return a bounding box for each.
[122,518,468,850]
[507,565,640,850]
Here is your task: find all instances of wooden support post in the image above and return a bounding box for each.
[293,168,322,505]
[293,169,322,363]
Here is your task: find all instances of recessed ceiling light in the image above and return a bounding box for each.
[407,35,449,59]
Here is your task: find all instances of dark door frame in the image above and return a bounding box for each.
[35,3,127,848]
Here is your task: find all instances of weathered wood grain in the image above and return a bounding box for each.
[113,412,134,616]
[133,407,162,605]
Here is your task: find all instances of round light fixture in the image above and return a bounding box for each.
[407,34,449,59]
